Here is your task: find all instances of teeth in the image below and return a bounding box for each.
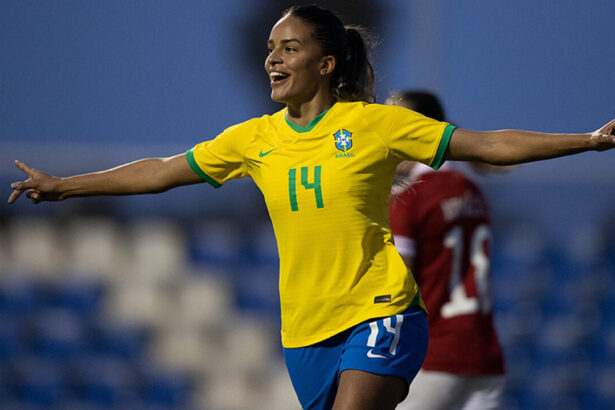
[270,72,288,80]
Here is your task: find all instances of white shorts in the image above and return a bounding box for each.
[397,369,505,410]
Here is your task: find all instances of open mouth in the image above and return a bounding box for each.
[270,71,290,85]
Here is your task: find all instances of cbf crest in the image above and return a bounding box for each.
[333,129,353,152]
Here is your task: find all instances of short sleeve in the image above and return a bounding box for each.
[365,104,454,169]
[186,122,251,187]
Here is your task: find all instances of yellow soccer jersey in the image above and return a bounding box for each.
[187,101,454,348]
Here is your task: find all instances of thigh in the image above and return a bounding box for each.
[334,307,429,409]
[284,331,347,410]
[397,370,467,410]
[333,369,407,410]
[461,376,506,410]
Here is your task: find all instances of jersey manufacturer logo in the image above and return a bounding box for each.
[259,148,278,157]
[367,349,388,359]
[374,295,391,304]
[333,129,353,152]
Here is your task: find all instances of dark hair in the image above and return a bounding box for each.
[283,5,375,103]
[388,90,446,121]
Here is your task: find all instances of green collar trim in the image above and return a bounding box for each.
[285,109,330,133]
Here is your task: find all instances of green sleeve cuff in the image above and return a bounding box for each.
[186,148,222,188]
[431,124,455,170]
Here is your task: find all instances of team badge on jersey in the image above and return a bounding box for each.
[333,129,353,152]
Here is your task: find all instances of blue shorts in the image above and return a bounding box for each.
[283,306,428,410]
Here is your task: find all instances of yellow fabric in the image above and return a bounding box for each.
[189,101,450,347]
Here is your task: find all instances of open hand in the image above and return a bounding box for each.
[591,119,615,151]
[8,161,62,204]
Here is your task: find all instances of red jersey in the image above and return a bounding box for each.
[389,164,505,375]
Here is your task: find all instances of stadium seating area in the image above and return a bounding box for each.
[0,214,614,409]
[492,223,615,410]
[0,216,297,410]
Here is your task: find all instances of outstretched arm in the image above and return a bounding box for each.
[8,153,203,204]
[446,119,615,165]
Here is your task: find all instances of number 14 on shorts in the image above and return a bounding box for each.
[366,314,403,359]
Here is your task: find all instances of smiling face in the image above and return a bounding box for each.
[265,15,335,108]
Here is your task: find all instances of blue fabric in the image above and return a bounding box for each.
[284,306,428,409]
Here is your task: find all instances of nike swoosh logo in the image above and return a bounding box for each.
[259,148,278,157]
[367,349,387,359]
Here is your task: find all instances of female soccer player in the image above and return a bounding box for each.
[388,91,506,410]
[8,5,615,410]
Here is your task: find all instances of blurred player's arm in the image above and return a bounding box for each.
[446,119,615,165]
[392,234,416,271]
[8,154,202,204]
[400,255,415,272]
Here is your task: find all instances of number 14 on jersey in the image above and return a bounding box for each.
[288,165,324,212]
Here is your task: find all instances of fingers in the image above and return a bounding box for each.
[600,119,615,135]
[593,131,615,151]
[7,188,44,205]
[7,189,24,204]
[25,190,42,204]
[14,160,34,176]
[598,132,615,143]
[9,161,39,204]
[8,182,25,205]
[10,179,34,192]
[592,119,615,145]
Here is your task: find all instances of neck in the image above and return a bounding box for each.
[286,93,336,127]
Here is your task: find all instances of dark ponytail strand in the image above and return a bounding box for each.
[336,26,375,103]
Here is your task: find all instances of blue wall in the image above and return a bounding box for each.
[4,1,614,143]
[1,0,266,147]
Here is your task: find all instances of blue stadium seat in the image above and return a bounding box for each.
[587,366,615,409]
[0,314,21,364]
[0,278,44,318]
[27,309,86,361]
[69,355,136,407]
[0,366,16,407]
[233,266,280,318]
[0,402,39,410]
[90,320,148,362]
[13,356,71,407]
[188,220,249,268]
[138,365,192,408]
[48,277,105,318]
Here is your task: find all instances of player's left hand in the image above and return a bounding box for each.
[590,119,615,151]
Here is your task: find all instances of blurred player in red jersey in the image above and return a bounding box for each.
[388,91,506,410]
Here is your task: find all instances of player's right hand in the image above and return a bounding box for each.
[8,160,62,204]
[590,118,615,151]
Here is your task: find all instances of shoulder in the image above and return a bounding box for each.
[332,101,399,118]
[329,101,430,129]
[223,108,286,134]
[360,102,424,119]
[211,109,286,151]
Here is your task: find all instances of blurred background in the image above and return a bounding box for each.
[1,1,614,409]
